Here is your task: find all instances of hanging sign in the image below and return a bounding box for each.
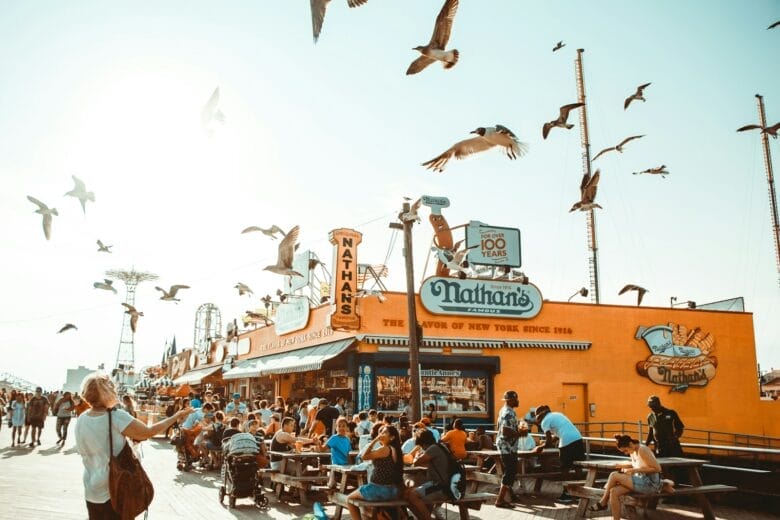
[465,221,521,267]
[329,228,363,330]
[635,323,717,392]
[420,277,542,318]
[275,297,311,335]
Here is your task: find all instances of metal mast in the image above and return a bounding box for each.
[755,94,780,286]
[575,49,600,303]
[106,268,158,371]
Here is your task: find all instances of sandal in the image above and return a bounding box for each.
[588,502,608,512]
[495,501,515,509]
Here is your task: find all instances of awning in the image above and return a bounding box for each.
[172,365,222,386]
[358,334,591,351]
[222,338,355,380]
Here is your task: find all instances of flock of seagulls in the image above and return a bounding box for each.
[26,175,95,241]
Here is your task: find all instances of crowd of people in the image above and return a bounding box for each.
[1,386,90,447]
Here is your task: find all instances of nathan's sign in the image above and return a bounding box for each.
[420,277,542,318]
[634,323,717,393]
[329,228,362,330]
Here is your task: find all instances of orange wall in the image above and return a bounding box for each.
[357,293,779,437]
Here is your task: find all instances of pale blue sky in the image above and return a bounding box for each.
[1,1,778,387]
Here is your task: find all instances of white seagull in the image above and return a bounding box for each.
[407,0,459,75]
[235,282,254,297]
[201,87,226,133]
[241,225,286,239]
[569,169,602,212]
[26,196,58,240]
[93,279,117,294]
[619,284,649,306]
[155,284,190,302]
[542,103,583,139]
[633,165,669,178]
[737,122,780,139]
[432,244,475,275]
[121,303,144,333]
[624,83,652,110]
[422,125,528,172]
[592,135,645,162]
[97,239,113,253]
[263,225,303,277]
[65,175,95,214]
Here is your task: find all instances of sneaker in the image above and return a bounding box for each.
[37,440,41,446]
[555,493,574,503]
[28,442,35,448]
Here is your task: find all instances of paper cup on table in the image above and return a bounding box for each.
[295,441,303,453]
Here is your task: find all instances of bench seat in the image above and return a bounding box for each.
[332,491,497,520]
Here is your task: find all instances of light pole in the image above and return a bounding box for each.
[568,287,589,302]
[389,202,422,422]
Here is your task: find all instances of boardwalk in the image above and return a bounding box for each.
[0,417,773,520]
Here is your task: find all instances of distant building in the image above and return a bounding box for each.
[762,369,780,400]
[63,366,94,393]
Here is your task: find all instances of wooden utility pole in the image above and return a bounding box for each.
[755,94,780,286]
[391,202,423,421]
[575,49,600,303]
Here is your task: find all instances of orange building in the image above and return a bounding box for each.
[172,287,778,438]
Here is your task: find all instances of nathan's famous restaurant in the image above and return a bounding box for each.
[167,224,779,438]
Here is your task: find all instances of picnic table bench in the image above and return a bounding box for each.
[331,491,497,520]
[467,448,561,494]
[268,450,329,504]
[569,457,737,520]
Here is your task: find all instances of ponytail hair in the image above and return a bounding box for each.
[614,434,639,448]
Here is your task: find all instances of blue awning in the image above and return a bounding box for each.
[222,338,355,380]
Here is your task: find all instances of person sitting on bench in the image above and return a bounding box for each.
[590,434,674,518]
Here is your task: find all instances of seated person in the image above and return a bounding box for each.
[247,420,269,468]
[420,416,440,442]
[440,418,468,460]
[222,417,242,445]
[263,412,281,437]
[346,425,404,520]
[465,429,480,451]
[518,420,537,451]
[404,429,453,520]
[590,434,675,515]
[317,418,352,488]
[270,417,314,471]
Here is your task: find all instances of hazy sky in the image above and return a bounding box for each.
[1,1,778,388]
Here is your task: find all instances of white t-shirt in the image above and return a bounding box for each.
[540,411,582,448]
[75,408,134,503]
[259,407,273,426]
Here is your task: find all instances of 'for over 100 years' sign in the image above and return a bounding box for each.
[329,228,362,330]
[465,221,521,267]
[420,277,542,318]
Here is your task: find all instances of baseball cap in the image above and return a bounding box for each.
[534,405,551,417]
[232,392,241,398]
[647,395,660,405]
[310,397,320,407]
[502,390,518,400]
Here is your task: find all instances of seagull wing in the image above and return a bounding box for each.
[278,225,300,268]
[97,239,105,248]
[270,224,286,236]
[618,135,645,148]
[494,124,518,140]
[637,288,648,306]
[737,124,762,132]
[241,226,263,234]
[71,175,87,193]
[769,20,780,29]
[429,0,459,48]
[310,0,329,42]
[122,303,137,313]
[348,0,369,7]
[155,286,166,296]
[27,195,48,211]
[406,55,436,75]
[583,169,600,202]
[559,102,584,123]
[619,284,639,295]
[636,82,651,94]
[201,87,220,125]
[422,136,493,172]
[169,285,190,297]
[42,213,53,240]
[624,95,634,110]
[592,147,615,162]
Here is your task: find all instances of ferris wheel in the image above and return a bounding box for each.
[193,303,222,354]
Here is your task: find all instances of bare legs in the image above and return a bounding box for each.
[598,471,634,520]
[346,490,364,520]
[404,487,432,519]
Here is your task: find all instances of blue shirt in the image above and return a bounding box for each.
[540,411,582,447]
[225,401,247,416]
[496,405,519,453]
[190,398,202,409]
[326,434,352,465]
[181,409,204,429]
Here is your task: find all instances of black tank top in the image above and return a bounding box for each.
[270,433,292,462]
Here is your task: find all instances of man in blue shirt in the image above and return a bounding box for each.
[225,393,248,417]
[534,404,585,503]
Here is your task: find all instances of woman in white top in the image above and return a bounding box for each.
[75,372,192,519]
[53,391,74,445]
[590,434,674,518]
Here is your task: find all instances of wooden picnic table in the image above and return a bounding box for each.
[466,448,560,494]
[571,457,736,520]
[268,450,329,504]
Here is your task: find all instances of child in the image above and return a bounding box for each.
[11,393,25,447]
[318,418,352,488]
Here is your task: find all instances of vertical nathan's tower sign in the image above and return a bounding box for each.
[329,228,362,330]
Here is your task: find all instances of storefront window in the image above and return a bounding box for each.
[290,371,354,404]
[376,367,489,417]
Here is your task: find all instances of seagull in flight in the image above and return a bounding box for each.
[619,284,649,306]
[26,196,58,240]
[155,284,190,302]
[235,282,254,297]
[121,303,144,333]
[633,165,669,178]
[93,279,117,294]
[592,135,645,162]
[263,225,303,277]
[768,20,780,30]
[624,83,651,110]
[310,0,369,43]
[569,169,602,212]
[65,175,95,214]
[737,122,780,139]
[542,103,583,139]
[201,87,226,133]
[407,0,460,75]
[241,224,286,239]
[96,239,113,253]
[552,41,566,52]
[422,125,528,172]
[57,323,78,334]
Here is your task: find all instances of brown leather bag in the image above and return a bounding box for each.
[108,409,154,519]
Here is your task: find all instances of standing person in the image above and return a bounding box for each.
[11,392,26,447]
[314,398,340,437]
[54,391,75,445]
[534,404,586,503]
[257,400,273,427]
[225,393,248,417]
[26,387,50,447]
[75,372,192,519]
[346,425,404,520]
[495,390,521,508]
[646,395,684,457]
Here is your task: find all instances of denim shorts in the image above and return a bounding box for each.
[413,481,447,501]
[631,472,662,494]
[358,483,399,501]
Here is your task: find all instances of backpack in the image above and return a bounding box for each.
[431,443,467,502]
[28,396,47,419]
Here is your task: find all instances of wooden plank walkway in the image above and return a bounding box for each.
[0,417,772,519]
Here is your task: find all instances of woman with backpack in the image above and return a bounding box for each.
[53,391,75,445]
[405,428,462,519]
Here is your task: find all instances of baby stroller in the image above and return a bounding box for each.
[219,433,268,508]
[171,424,200,472]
